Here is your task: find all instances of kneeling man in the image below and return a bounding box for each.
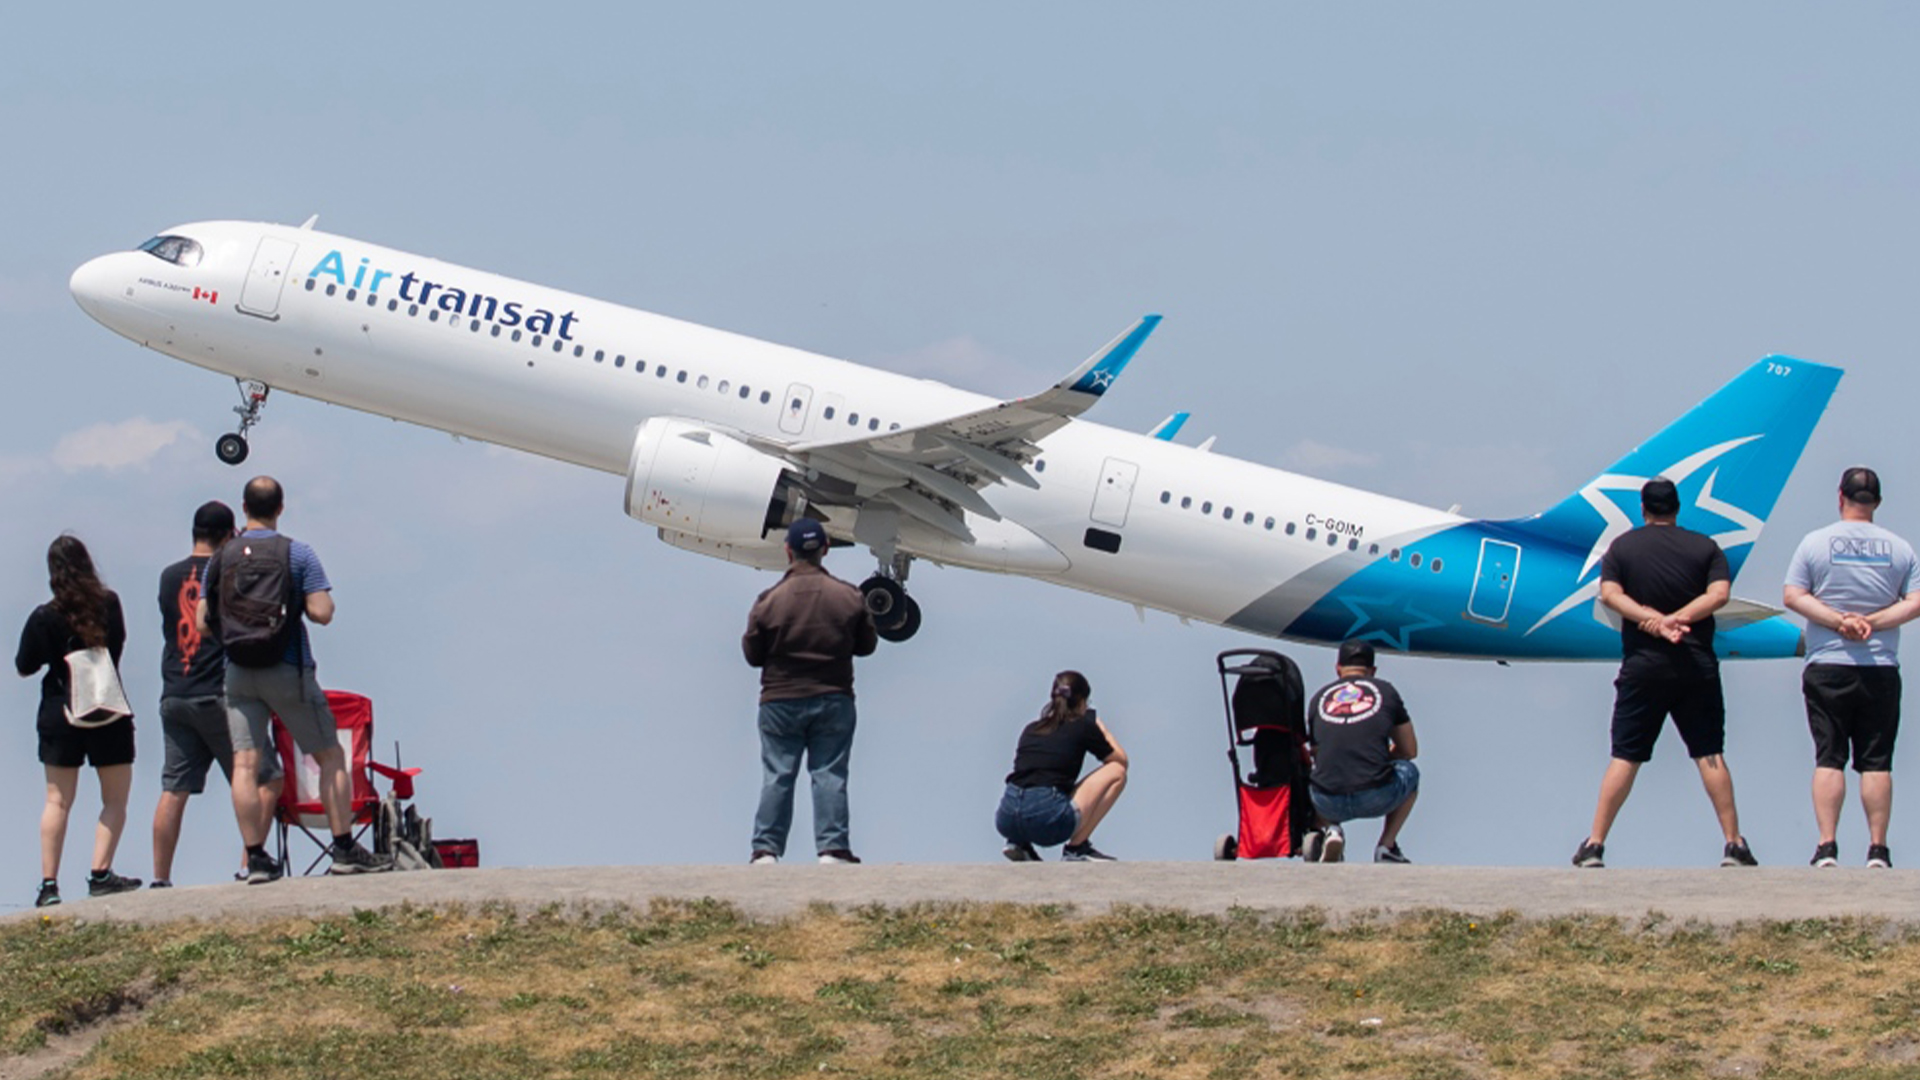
[1306,639,1420,863]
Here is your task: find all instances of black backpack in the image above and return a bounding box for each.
[214,535,297,668]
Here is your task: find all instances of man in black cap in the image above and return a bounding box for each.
[741,518,878,865]
[1783,466,1920,868]
[1303,639,1420,863]
[150,501,283,887]
[1575,477,1756,868]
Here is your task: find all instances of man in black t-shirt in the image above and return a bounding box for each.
[1574,478,1756,869]
[1305,640,1419,864]
[149,502,282,887]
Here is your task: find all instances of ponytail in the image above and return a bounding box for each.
[1033,670,1091,735]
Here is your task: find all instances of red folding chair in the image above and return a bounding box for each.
[272,690,422,876]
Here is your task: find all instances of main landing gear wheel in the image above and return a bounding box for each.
[217,379,270,466]
[860,575,922,643]
[215,433,250,465]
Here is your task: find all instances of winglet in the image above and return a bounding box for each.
[1148,411,1190,441]
[1061,314,1161,398]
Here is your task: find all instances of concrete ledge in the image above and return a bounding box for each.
[13,863,1918,927]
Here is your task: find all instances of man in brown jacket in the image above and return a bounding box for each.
[742,518,878,864]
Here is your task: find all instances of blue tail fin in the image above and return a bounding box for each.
[1506,356,1842,581]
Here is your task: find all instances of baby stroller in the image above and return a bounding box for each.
[1212,649,1314,860]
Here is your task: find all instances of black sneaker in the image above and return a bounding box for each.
[1374,842,1412,864]
[1002,842,1042,862]
[1319,824,1345,864]
[817,850,862,865]
[1720,838,1759,867]
[328,842,393,875]
[87,870,142,897]
[1572,840,1605,868]
[1867,844,1893,869]
[246,850,283,885]
[149,880,173,889]
[35,880,59,908]
[1061,841,1117,862]
[1810,841,1839,868]
[1299,830,1325,863]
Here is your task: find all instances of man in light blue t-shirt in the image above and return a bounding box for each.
[1783,467,1920,869]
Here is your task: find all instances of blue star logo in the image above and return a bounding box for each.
[1336,592,1445,652]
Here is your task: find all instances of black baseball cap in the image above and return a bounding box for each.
[1641,477,1681,515]
[1841,466,1882,505]
[192,500,235,539]
[786,517,827,554]
[1337,638,1376,668]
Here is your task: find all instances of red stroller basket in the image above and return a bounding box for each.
[1213,649,1313,860]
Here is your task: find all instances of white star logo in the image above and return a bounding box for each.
[1087,369,1117,390]
[1524,435,1764,636]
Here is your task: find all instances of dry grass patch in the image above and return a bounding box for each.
[5,900,1920,1078]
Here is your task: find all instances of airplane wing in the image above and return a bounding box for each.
[762,315,1161,542]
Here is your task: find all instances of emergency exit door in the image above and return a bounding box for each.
[1468,538,1522,623]
[1090,457,1139,528]
[238,236,298,319]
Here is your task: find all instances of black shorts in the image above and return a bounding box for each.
[1610,670,1725,763]
[1803,664,1901,772]
[38,717,137,769]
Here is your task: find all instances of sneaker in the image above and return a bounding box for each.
[1002,842,1042,862]
[1867,844,1893,869]
[87,870,142,897]
[1374,842,1411,864]
[246,850,283,885]
[1299,830,1325,863]
[1720,838,1759,867]
[749,851,779,865]
[1572,840,1605,868]
[1320,824,1345,864]
[35,880,59,908]
[1810,841,1839,868]
[1061,841,1118,862]
[149,880,173,889]
[817,850,862,865]
[327,842,393,876]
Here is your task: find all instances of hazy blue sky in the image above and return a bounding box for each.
[4,5,1917,901]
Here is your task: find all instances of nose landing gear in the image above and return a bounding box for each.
[860,553,922,643]
[216,379,270,466]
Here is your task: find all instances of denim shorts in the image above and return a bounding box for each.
[996,783,1080,848]
[1310,760,1420,824]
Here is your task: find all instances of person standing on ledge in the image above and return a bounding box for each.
[1574,477,1756,869]
[741,518,877,865]
[1783,467,1920,868]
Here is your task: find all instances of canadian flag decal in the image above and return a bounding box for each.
[192,287,218,304]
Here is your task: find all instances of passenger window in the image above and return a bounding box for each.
[1181,496,1192,509]
[760,391,772,404]
[470,320,480,331]
[1036,460,1047,472]
[1390,548,1401,561]
[1306,527,1317,541]
[1431,558,1443,572]
[869,418,880,430]
[408,304,419,316]
[346,288,357,301]
[1202,501,1213,514]
[677,370,688,383]
[848,413,860,426]
[305,279,316,291]
[889,423,900,430]
[718,380,730,394]
[326,284,337,296]
[1285,522,1296,535]
[574,345,583,357]
[615,355,625,368]
[824,406,836,420]
[491,325,501,337]
[1410,553,1423,568]
[1223,506,1234,519]
[531,334,541,346]
[428,309,439,322]
[697,375,709,389]
[1369,543,1379,555]
[595,349,605,362]
[1264,517,1274,530]
[1160,491,1171,504]
[1348,539,1358,551]
[553,340,563,352]
[739,386,750,399]
[512,330,522,342]
[388,299,399,312]
[657,366,666,377]
[1326,533,1337,547]
[366,294,377,307]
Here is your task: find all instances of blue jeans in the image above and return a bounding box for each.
[753,694,856,856]
[1310,760,1420,824]
[996,783,1080,848]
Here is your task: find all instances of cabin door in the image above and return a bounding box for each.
[238,236,298,319]
[1467,538,1522,623]
[1090,457,1139,528]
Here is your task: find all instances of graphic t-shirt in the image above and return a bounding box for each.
[1307,676,1411,795]
[1787,520,1920,667]
[1005,709,1115,794]
[1600,524,1730,674]
[158,554,225,698]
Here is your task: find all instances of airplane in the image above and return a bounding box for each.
[69,219,1841,658]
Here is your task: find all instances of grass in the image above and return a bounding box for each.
[5,901,1920,1078]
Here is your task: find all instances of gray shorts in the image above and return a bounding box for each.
[160,695,283,793]
[225,663,338,757]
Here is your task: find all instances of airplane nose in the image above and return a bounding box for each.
[69,255,120,321]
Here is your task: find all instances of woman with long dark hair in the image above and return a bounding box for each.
[995,670,1129,861]
[16,535,140,906]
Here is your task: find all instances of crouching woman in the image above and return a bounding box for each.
[995,671,1128,862]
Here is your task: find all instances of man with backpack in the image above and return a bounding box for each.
[199,476,388,881]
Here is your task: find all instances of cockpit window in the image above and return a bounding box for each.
[137,235,203,268]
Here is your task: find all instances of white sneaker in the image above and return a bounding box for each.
[750,851,779,865]
[817,850,862,865]
[1320,824,1345,863]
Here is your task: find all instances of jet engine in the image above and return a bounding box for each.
[624,418,808,556]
